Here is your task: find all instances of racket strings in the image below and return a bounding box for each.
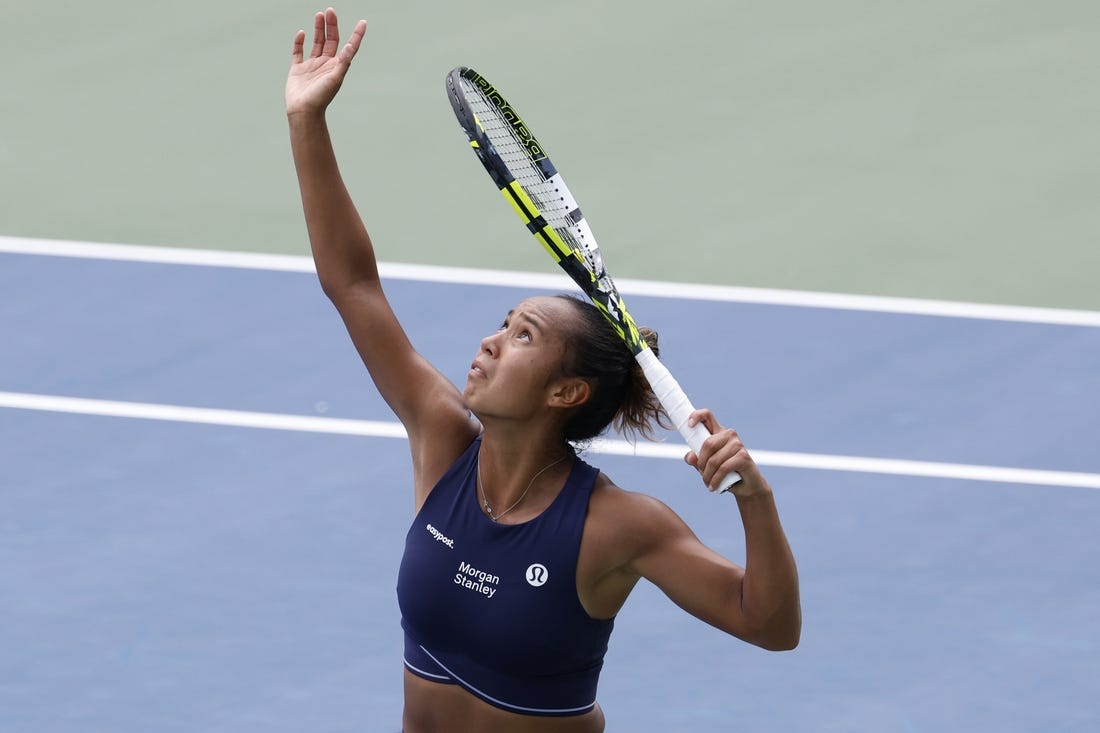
[460,80,587,254]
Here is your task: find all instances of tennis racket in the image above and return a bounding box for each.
[446,66,740,492]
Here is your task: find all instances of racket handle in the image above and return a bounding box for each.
[634,349,742,493]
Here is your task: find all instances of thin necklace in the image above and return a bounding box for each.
[477,452,569,522]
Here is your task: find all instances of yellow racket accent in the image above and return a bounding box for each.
[501,182,536,224]
[534,227,568,262]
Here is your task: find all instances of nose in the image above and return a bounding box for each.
[480,330,500,356]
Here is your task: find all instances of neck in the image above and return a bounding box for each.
[476,435,572,519]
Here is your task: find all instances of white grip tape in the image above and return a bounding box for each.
[635,349,742,492]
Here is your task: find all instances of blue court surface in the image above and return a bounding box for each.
[2,244,1098,732]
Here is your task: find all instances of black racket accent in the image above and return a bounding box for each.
[445,64,742,489]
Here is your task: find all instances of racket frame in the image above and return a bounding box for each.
[446,66,741,491]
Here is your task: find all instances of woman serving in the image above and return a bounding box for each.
[285,9,801,732]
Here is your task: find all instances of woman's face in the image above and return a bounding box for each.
[463,296,576,422]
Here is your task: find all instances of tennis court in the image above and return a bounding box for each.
[2,3,1098,731]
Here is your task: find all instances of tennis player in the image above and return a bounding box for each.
[286,9,800,732]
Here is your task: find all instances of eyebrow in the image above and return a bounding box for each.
[505,309,546,333]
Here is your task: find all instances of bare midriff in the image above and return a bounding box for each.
[401,669,606,733]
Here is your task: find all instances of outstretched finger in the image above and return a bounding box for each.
[309,11,326,58]
[338,18,367,63]
[322,7,341,57]
[290,29,306,64]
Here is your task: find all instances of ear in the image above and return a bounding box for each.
[548,377,591,409]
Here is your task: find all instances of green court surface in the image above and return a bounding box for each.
[1,1,1097,310]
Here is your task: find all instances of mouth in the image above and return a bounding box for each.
[469,361,486,378]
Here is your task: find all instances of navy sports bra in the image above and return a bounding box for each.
[397,437,614,717]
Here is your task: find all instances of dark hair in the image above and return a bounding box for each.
[553,294,670,443]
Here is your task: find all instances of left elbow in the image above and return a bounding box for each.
[744,611,801,651]
[757,628,800,652]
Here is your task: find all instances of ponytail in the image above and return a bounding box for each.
[554,295,670,443]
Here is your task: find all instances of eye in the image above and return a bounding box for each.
[517,329,532,342]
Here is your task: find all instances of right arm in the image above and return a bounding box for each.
[285,10,478,498]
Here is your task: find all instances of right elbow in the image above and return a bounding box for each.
[317,273,371,302]
[319,277,385,318]
[317,276,343,303]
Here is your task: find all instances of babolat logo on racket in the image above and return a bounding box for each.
[467,71,547,162]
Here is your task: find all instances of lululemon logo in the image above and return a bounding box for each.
[525,563,549,587]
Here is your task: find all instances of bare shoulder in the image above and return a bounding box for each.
[582,471,696,567]
[577,470,703,618]
[590,471,691,525]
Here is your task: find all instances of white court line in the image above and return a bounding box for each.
[3,391,1098,490]
[2,235,1099,326]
